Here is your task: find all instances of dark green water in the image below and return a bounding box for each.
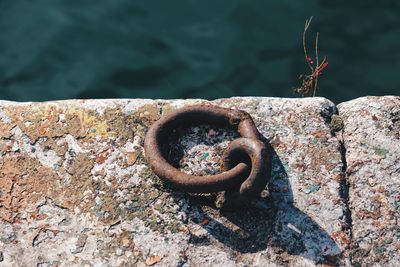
[1,0,399,103]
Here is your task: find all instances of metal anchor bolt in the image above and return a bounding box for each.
[144,104,271,202]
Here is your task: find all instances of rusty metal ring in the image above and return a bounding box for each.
[144,104,271,198]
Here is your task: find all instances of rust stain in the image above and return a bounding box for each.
[0,155,59,222]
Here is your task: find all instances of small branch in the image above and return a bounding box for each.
[303,17,313,71]
[294,17,328,98]
[313,32,319,97]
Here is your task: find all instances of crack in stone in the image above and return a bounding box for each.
[339,139,352,240]
[320,101,353,264]
[334,110,353,264]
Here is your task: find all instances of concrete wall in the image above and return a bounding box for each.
[0,96,398,266]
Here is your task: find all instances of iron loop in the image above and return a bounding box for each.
[144,104,271,199]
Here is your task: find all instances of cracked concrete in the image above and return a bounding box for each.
[0,96,398,266]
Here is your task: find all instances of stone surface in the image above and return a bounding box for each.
[0,96,356,266]
[338,96,400,266]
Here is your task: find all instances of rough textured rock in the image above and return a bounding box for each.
[338,96,400,266]
[0,97,351,266]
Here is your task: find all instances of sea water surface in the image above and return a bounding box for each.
[0,0,399,103]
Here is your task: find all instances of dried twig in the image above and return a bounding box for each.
[314,32,319,97]
[294,17,328,97]
[303,17,313,71]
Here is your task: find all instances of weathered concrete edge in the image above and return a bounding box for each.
[2,95,397,106]
[0,96,334,108]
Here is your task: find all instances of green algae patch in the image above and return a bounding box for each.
[373,146,389,157]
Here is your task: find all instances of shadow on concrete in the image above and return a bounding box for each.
[166,132,344,265]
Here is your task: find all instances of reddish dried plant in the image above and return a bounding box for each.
[294,17,328,97]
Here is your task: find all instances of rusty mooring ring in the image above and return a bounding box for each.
[144,104,271,198]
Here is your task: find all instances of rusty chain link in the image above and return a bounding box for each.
[144,104,271,201]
